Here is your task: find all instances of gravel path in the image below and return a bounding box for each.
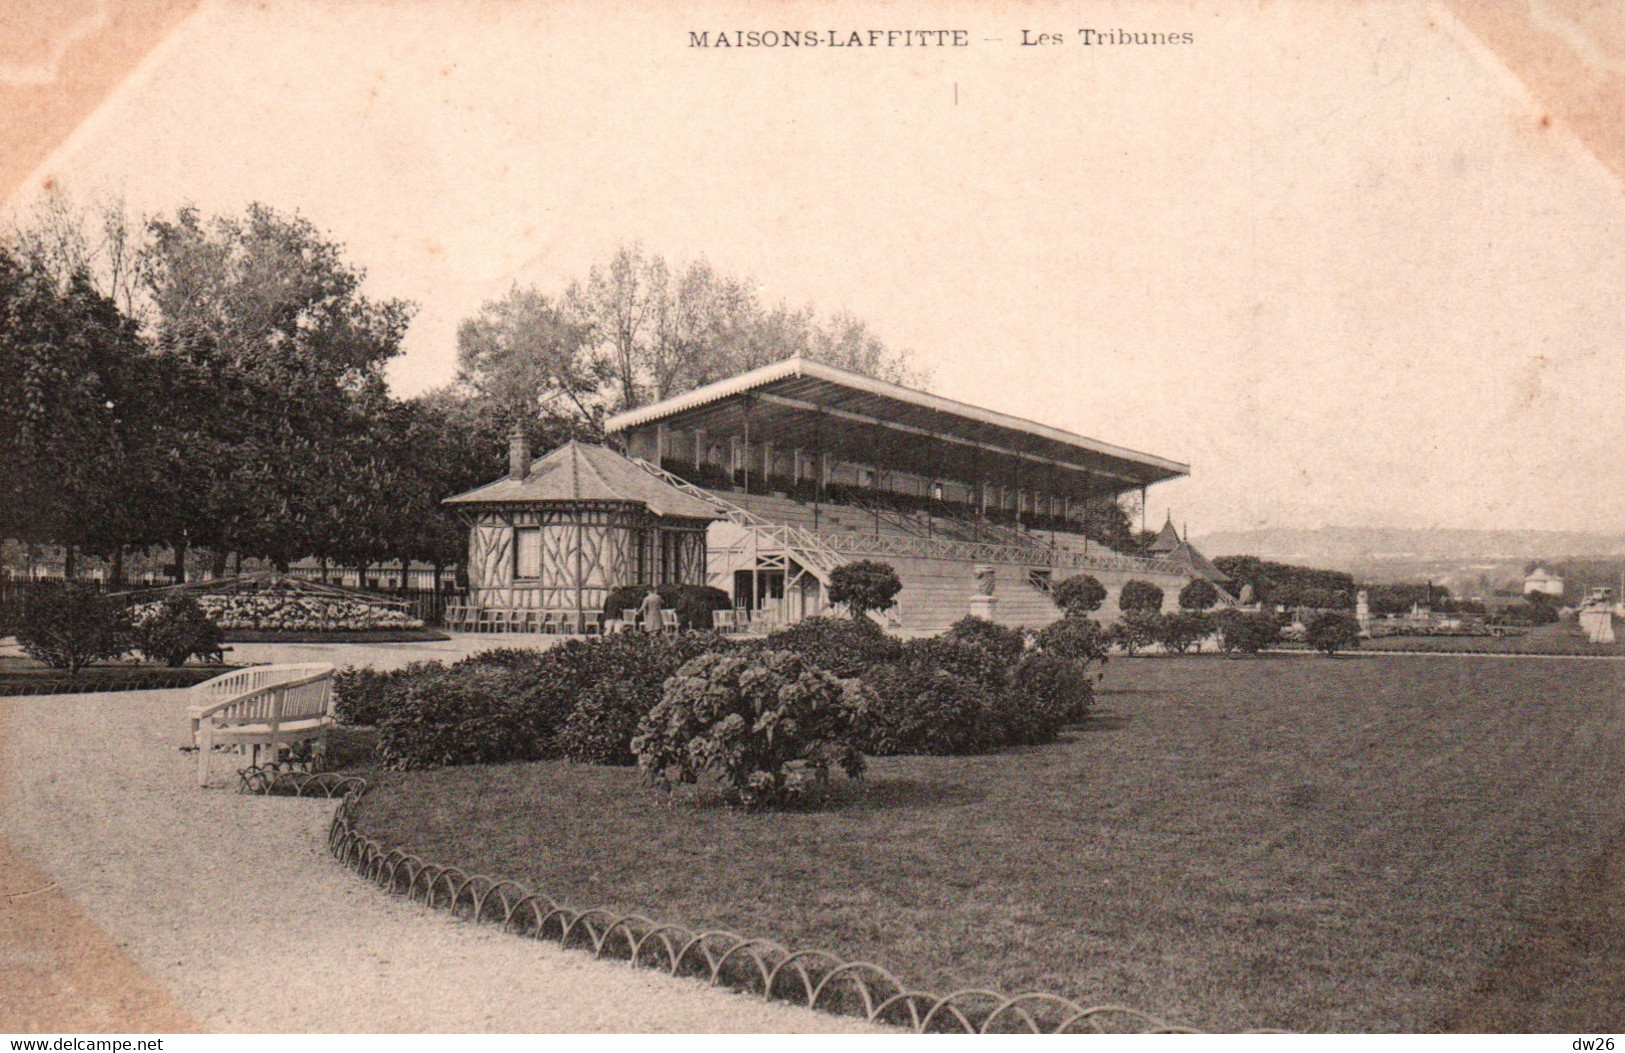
[0,687,874,1032]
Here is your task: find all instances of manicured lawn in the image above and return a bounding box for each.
[1356,628,1624,656]
[0,655,239,696]
[350,655,1625,1032]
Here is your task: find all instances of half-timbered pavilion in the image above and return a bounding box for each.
[444,436,719,629]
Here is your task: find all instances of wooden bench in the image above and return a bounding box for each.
[187,663,337,787]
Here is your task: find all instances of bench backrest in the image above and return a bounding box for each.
[191,664,336,731]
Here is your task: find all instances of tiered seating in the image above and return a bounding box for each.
[713,489,1086,552]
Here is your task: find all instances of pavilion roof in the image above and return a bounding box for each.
[1167,541,1231,583]
[1147,517,1183,554]
[603,358,1188,499]
[443,441,723,520]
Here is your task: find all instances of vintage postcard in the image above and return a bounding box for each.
[2,0,1623,1040]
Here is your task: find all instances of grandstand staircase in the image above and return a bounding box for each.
[628,458,840,585]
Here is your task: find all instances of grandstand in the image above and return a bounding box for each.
[605,358,1215,633]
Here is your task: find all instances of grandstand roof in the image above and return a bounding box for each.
[443,441,721,520]
[604,358,1188,498]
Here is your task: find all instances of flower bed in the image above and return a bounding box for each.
[133,588,422,632]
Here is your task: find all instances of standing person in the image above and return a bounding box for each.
[639,586,664,632]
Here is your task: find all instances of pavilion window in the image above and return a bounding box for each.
[515,526,543,579]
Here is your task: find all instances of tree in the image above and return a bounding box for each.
[1078,497,1140,554]
[139,203,416,570]
[1158,611,1213,654]
[1306,611,1362,656]
[1110,610,1162,656]
[0,251,175,572]
[1118,579,1164,613]
[1178,578,1219,611]
[827,560,903,620]
[564,242,924,411]
[455,284,602,425]
[1052,574,1107,617]
[1214,609,1280,656]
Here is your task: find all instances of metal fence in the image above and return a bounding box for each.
[240,767,1220,1035]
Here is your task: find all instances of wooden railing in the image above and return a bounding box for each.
[630,458,843,582]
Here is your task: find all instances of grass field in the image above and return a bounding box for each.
[350,655,1625,1032]
[0,656,238,696]
[1356,631,1625,656]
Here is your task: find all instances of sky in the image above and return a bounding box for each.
[11,0,1625,537]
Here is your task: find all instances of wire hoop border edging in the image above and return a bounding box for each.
[242,764,1231,1034]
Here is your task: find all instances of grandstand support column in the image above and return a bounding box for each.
[1013,456,1023,532]
[814,409,827,531]
[792,446,802,488]
[1141,485,1148,533]
[656,422,669,465]
[742,395,753,507]
[693,428,705,472]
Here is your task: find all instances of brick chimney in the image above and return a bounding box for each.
[508,423,531,481]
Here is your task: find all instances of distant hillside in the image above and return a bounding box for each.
[1193,527,1625,581]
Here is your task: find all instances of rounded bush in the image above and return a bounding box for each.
[1157,611,1214,654]
[1010,651,1093,734]
[1178,578,1220,612]
[764,615,902,679]
[1118,580,1165,613]
[16,582,128,674]
[1307,611,1362,655]
[131,594,222,667]
[634,650,865,808]
[827,560,903,619]
[859,662,1003,756]
[1214,609,1281,655]
[1035,616,1111,668]
[943,615,1029,669]
[1052,575,1107,617]
[1110,610,1164,655]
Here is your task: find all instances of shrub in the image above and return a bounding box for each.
[1178,578,1220,612]
[553,631,724,764]
[1110,610,1163,655]
[602,583,735,629]
[827,560,902,620]
[1034,616,1111,669]
[1009,651,1093,734]
[764,615,903,679]
[1052,574,1107,617]
[1494,602,1560,627]
[634,650,865,808]
[332,663,428,726]
[1307,611,1362,655]
[130,595,222,667]
[376,663,539,770]
[16,582,128,674]
[374,634,731,770]
[1157,611,1214,654]
[1214,609,1281,655]
[901,635,1011,691]
[859,661,1003,756]
[1118,580,1165,613]
[943,615,1029,669]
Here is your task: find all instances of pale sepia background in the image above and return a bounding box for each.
[5,0,1624,539]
